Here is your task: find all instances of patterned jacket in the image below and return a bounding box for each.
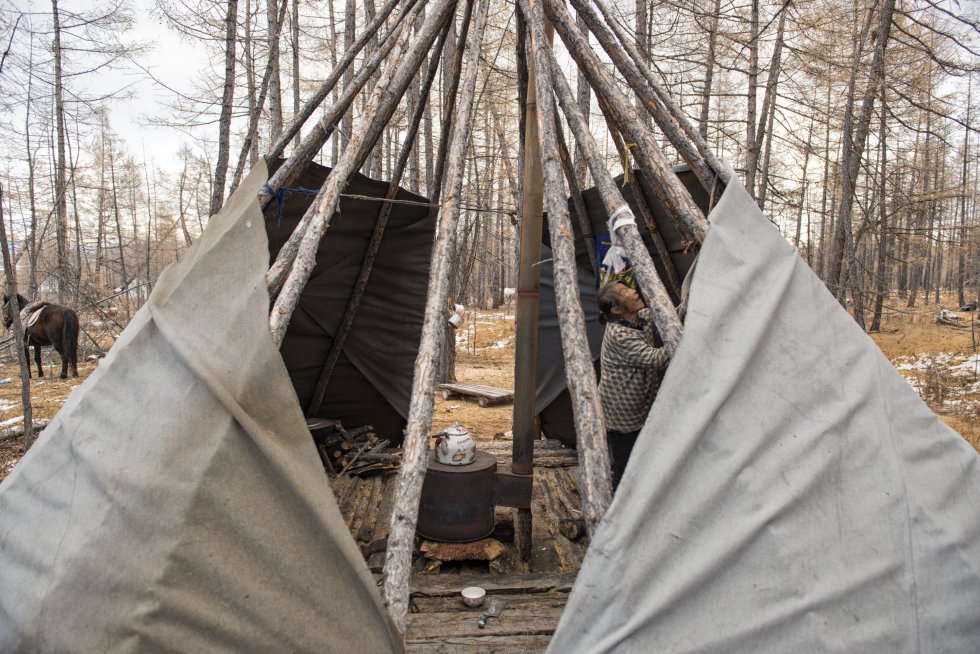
[598,308,670,432]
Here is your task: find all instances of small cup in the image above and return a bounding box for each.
[448,312,463,328]
[461,586,486,608]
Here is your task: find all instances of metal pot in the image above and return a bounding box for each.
[434,422,476,465]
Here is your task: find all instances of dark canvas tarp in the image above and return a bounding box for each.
[0,161,402,653]
[268,160,434,441]
[549,172,980,652]
[535,167,705,444]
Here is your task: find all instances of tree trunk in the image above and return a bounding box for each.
[956,84,971,307]
[754,2,788,209]
[244,0,259,163]
[0,185,33,451]
[51,0,70,301]
[209,0,239,216]
[291,0,300,149]
[870,96,889,332]
[743,0,759,197]
[341,0,356,150]
[267,0,284,142]
[699,0,721,139]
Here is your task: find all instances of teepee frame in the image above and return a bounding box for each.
[220,0,732,638]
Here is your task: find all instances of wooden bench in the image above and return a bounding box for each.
[439,382,514,407]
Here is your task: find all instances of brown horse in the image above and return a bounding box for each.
[3,293,80,379]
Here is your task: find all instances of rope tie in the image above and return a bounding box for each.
[607,204,636,240]
[261,183,320,226]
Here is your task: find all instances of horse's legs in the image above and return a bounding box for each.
[23,343,32,378]
[33,345,43,378]
[59,348,68,379]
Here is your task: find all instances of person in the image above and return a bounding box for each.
[596,281,670,491]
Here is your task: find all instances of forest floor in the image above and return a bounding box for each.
[0,296,977,483]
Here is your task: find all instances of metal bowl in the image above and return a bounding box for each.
[461,586,486,608]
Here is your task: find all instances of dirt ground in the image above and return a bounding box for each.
[1,297,978,482]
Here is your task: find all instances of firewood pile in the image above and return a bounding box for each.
[314,421,401,478]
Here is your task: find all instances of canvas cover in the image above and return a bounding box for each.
[0,161,402,653]
[269,160,434,441]
[549,173,980,652]
[536,168,703,444]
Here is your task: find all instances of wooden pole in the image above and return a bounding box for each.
[554,114,597,273]
[570,0,730,192]
[511,0,552,566]
[381,0,491,635]
[258,0,425,210]
[0,184,33,451]
[268,0,457,345]
[267,0,410,162]
[520,0,612,531]
[306,20,452,417]
[595,94,683,296]
[546,45,684,354]
[542,0,708,244]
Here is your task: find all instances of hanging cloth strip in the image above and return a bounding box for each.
[261,183,321,226]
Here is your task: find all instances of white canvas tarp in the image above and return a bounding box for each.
[0,162,401,653]
[549,174,980,652]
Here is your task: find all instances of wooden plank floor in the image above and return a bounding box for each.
[330,439,586,651]
[405,573,575,652]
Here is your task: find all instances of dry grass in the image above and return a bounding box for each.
[1,296,977,483]
[869,297,980,453]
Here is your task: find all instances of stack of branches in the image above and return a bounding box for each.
[314,421,400,478]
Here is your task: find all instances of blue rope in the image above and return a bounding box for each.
[262,183,320,226]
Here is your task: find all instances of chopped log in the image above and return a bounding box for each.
[382,0,492,635]
[419,538,506,562]
[0,419,50,445]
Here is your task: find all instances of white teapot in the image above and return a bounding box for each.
[434,422,476,465]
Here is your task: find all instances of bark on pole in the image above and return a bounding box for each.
[381,0,490,635]
[543,0,708,244]
[306,21,451,416]
[520,0,612,532]
[548,54,684,354]
[0,185,33,451]
[595,94,683,296]
[576,0,731,193]
[259,0,424,211]
[268,0,456,345]
[575,0,730,190]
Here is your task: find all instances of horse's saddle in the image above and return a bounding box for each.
[21,302,50,328]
